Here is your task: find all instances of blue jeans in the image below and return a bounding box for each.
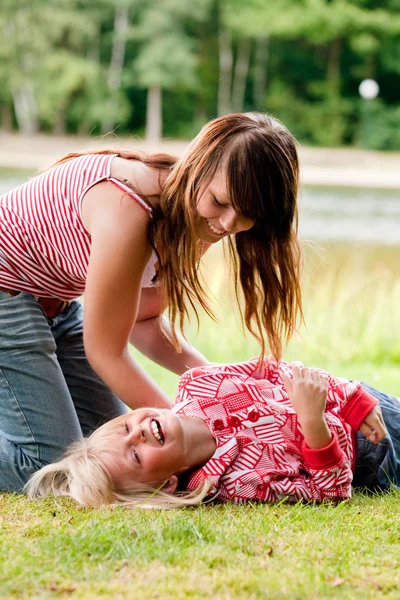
[353,383,400,490]
[0,292,127,492]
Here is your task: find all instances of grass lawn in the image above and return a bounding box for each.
[1,243,399,599]
[1,491,400,599]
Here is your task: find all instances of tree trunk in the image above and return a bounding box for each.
[253,35,270,109]
[12,86,39,135]
[10,9,40,134]
[231,38,251,113]
[326,37,345,145]
[84,25,101,135]
[101,5,129,134]
[146,86,162,142]
[54,107,67,135]
[0,103,13,131]
[327,37,342,95]
[218,28,233,116]
[87,24,101,63]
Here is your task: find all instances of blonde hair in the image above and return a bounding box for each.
[25,421,212,510]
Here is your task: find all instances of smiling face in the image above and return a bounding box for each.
[194,168,255,243]
[98,409,188,490]
[96,408,216,493]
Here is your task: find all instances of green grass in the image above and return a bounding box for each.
[1,492,400,599]
[1,242,399,599]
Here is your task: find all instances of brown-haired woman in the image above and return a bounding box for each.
[0,112,302,492]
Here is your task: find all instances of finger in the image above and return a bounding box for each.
[292,364,302,382]
[369,431,380,444]
[364,410,387,442]
[302,367,311,381]
[377,413,387,431]
[320,374,329,390]
[370,421,387,442]
[311,370,320,383]
[375,427,387,442]
[281,373,293,397]
[359,422,379,443]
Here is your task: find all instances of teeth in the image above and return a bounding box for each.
[151,420,164,445]
[207,220,224,235]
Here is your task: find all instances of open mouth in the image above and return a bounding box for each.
[150,419,165,445]
[206,219,225,236]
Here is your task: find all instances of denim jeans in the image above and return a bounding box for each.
[0,291,127,492]
[353,383,400,490]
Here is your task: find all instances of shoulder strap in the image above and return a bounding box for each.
[107,176,153,216]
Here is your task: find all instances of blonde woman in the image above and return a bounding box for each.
[0,113,301,492]
[26,359,399,508]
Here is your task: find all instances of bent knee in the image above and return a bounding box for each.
[0,454,45,493]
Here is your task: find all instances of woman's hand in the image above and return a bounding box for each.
[282,365,332,449]
[359,405,387,444]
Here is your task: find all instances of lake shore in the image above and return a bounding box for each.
[1,131,400,189]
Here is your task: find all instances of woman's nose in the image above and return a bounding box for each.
[220,208,254,234]
[220,207,238,233]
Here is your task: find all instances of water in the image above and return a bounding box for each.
[1,169,399,246]
[299,185,400,245]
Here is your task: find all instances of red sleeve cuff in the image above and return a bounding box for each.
[340,387,378,430]
[302,432,344,470]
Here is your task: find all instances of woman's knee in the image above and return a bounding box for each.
[0,428,82,493]
[0,454,44,493]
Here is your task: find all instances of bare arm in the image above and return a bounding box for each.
[131,287,210,374]
[82,181,171,409]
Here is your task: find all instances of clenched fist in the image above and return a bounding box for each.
[282,365,332,450]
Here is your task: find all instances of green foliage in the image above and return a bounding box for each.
[0,0,399,147]
[380,34,400,74]
[131,0,211,90]
[37,52,100,128]
[358,99,400,150]
[226,0,400,40]
[265,81,354,146]
[134,35,197,90]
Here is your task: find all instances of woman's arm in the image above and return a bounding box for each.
[130,312,210,375]
[81,181,171,409]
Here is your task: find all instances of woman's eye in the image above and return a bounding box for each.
[212,196,226,207]
[124,423,129,434]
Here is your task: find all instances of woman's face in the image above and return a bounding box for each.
[195,169,255,243]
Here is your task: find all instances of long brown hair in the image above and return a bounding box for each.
[52,112,302,359]
[52,148,177,173]
[159,112,303,358]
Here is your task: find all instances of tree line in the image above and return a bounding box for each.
[1,0,399,149]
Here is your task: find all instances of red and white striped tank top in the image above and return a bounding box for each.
[0,153,158,300]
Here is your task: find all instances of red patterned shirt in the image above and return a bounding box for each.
[172,358,377,504]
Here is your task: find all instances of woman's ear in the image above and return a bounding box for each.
[162,475,178,494]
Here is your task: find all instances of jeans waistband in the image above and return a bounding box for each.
[0,288,69,318]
